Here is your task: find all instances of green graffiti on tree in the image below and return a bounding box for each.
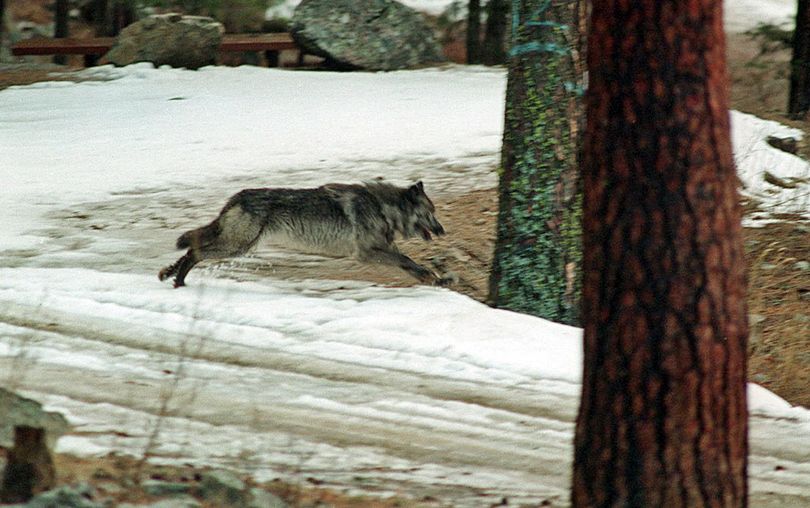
[489,0,583,325]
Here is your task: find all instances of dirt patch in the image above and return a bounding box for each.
[0,450,427,507]
[228,189,499,302]
[0,65,88,91]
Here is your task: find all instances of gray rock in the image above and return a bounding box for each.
[141,479,191,497]
[0,388,69,452]
[248,487,288,508]
[102,13,224,70]
[196,470,248,506]
[766,135,799,154]
[146,496,202,508]
[291,0,444,70]
[24,483,102,508]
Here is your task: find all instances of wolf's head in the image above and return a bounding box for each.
[402,181,445,241]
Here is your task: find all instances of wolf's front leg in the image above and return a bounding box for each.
[362,247,445,285]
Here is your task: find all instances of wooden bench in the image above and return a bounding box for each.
[11,33,301,67]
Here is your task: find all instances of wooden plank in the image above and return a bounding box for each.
[220,33,298,52]
[11,37,115,56]
[12,34,298,57]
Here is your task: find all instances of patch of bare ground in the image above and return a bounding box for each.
[0,449,428,507]
[727,32,810,409]
[0,64,102,91]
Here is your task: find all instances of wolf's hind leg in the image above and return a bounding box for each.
[159,251,200,288]
[361,247,441,285]
[170,253,199,288]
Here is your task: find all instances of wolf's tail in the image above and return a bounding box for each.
[176,221,220,250]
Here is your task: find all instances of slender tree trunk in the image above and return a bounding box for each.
[488,0,585,325]
[0,0,6,55]
[467,0,482,64]
[54,0,69,65]
[572,0,749,506]
[482,0,508,65]
[789,0,810,118]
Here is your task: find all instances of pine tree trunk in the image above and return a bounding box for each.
[789,0,810,118]
[572,0,749,506]
[467,0,482,64]
[482,0,508,65]
[488,0,585,325]
[0,0,6,53]
[54,0,69,65]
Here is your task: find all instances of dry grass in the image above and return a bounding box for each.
[46,452,424,507]
[727,32,810,409]
[745,224,810,408]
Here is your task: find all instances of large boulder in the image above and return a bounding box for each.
[290,0,444,71]
[0,388,69,453]
[102,14,224,70]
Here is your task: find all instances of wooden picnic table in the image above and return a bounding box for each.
[11,33,301,67]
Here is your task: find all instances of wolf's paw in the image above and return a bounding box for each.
[172,278,186,288]
[158,267,170,281]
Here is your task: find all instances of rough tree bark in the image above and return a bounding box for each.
[572,0,749,506]
[466,0,482,64]
[789,0,810,118]
[488,0,585,325]
[0,0,6,54]
[482,0,508,65]
[54,0,69,65]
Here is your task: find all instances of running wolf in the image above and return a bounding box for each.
[158,181,447,287]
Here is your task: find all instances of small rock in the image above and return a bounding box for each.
[794,261,810,271]
[766,135,799,154]
[196,470,248,506]
[763,171,799,189]
[142,479,191,497]
[146,496,202,508]
[248,487,288,508]
[751,373,770,384]
[24,483,102,508]
[447,247,471,263]
[749,314,766,325]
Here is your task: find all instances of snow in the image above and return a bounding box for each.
[1,3,809,501]
[725,0,797,32]
[266,0,460,20]
[732,110,810,225]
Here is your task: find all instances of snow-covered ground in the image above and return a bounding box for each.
[1,1,809,504]
[1,62,808,506]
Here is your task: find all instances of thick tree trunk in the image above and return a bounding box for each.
[489,0,585,325]
[482,0,508,65]
[572,0,749,506]
[466,0,482,64]
[54,0,69,65]
[789,0,810,118]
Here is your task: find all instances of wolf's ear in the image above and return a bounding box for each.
[410,181,425,194]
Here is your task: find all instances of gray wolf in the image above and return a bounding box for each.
[158,181,447,287]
